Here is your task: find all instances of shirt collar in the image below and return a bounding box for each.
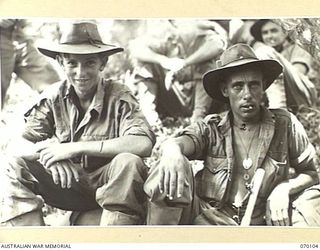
[217,106,275,134]
[63,79,106,117]
[89,79,105,116]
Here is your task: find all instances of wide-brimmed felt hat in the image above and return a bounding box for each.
[38,21,123,59]
[250,19,271,42]
[203,43,283,103]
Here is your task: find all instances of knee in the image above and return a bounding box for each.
[110,153,146,174]
[5,156,26,174]
[144,158,194,206]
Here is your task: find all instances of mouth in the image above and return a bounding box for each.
[240,103,255,112]
[267,39,277,45]
[74,79,89,84]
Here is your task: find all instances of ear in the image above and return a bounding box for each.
[220,82,229,98]
[99,56,109,71]
[56,54,64,67]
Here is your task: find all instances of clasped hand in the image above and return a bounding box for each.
[36,140,79,168]
[36,141,81,189]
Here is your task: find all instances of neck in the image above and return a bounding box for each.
[232,113,261,131]
[273,42,286,53]
[78,91,95,103]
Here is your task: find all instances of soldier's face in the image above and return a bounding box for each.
[261,21,287,48]
[221,67,265,122]
[58,53,106,99]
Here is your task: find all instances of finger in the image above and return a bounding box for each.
[281,208,290,226]
[158,167,165,194]
[271,211,280,226]
[69,164,80,182]
[163,171,170,197]
[177,174,185,199]
[169,171,177,200]
[39,150,52,167]
[62,164,73,189]
[50,165,60,185]
[45,156,58,169]
[277,215,285,226]
[265,201,272,226]
[272,219,280,226]
[56,163,67,189]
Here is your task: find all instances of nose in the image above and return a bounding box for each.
[264,31,273,40]
[74,63,87,78]
[242,84,252,100]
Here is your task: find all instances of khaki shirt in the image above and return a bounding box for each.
[23,79,156,170]
[179,108,316,221]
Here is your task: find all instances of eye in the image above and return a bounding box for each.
[86,60,98,67]
[232,83,242,91]
[65,60,77,68]
[249,81,262,90]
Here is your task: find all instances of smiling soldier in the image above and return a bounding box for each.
[0,21,155,226]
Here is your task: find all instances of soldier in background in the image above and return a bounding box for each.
[0,19,61,109]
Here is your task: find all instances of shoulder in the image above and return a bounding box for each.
[24,80,66,116]
[203,113,223,125]
[40,80,67,99]
[103,79,138,104]
[269,108,302,128]
[269,108,291,119]
[283,43,313,67]
[30,80,66,104]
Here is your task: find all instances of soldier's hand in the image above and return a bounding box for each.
[38,141,80,168]
[48,160,81,189]
[158,142,190,200]
[266,182,291,226]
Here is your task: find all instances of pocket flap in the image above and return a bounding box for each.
[205,157,228,173]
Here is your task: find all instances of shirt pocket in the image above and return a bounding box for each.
[195,157,229,202]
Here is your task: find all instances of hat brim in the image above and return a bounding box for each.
[203,58,283,103]
[37,43,124,59]
[250,19,270,42]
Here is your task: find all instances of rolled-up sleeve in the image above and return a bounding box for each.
[22,97,54,143]
[118,91,156,146]
[288,113,316,173]
[176,120,214,160]
[290,44,313,73]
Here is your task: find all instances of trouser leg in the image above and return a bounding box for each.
[1,157,45,224]
[144,157,197,225]
[1,157,99,226]
[96,153,148,225]
[291,184,320,226]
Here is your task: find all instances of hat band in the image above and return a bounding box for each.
[61,38,103,46]
[220,57,259,68]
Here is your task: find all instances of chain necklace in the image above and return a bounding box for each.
[234,125,260,172]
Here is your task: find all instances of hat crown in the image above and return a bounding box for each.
[219,44,258,67]
[60,22,103,45]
